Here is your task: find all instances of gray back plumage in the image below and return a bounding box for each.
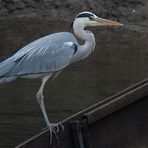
[0,32,78,83]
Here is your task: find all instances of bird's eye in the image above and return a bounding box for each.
[89,16,94,20]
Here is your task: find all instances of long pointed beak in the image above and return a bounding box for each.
[96,18,123,26]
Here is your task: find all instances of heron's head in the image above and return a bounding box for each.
[73,11,123,27]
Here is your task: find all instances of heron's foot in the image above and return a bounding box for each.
[42,123,64,144]
[49,123,64,132]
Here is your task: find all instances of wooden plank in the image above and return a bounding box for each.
[89,96,148,148]
[15,79,148,148]
[83,80,148,124]
[15,121,74,148]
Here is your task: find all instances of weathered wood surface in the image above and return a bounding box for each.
[89,95,148,148]
[15,79,148,148]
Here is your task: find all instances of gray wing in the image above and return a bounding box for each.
[0,32,78,77]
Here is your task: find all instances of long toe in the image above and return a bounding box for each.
[48,126,59,144]
[46,123,64,144]
[50,123,64,133]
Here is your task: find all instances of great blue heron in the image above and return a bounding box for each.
[0,11,123,143]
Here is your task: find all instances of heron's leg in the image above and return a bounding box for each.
[36,75,51,127]
[36,75,64,144]
[51,70,62,82]
[36,75,57,143]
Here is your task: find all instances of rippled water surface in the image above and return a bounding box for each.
[0,17,148,147]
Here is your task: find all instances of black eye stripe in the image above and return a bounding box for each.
[76,13,94,18]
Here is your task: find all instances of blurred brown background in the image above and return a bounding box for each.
[0,0,148,25]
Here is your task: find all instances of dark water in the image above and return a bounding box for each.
[0,17,148,147]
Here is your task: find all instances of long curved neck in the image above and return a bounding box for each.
[73,20,96,60]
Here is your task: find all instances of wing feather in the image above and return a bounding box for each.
[3,32,78,77]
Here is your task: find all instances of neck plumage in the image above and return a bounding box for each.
[73,20,96,60]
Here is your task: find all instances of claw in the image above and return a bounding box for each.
[41,123,64,144]
[48,126,59,144]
